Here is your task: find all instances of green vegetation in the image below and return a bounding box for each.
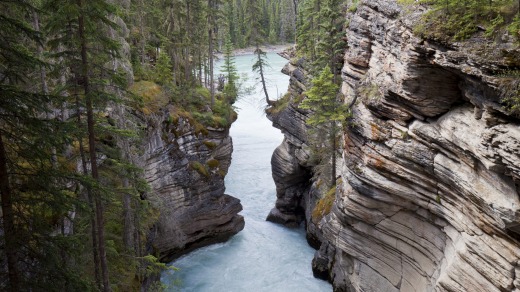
[292,0,351,188]
[348,0,359,13]
[311,186,336,223]
[0,0,258,290]
[296,0,348,76]
[300,66,350,188]
[0,0,166,290]
[436,194,442,204]
[131,80,237,132]
[203,141,218,149]
[266,93,293,115]
[190,161,210,178]
[400,130,410,140]
[246,0,276,106]
[399,0,520,42]
[497,70,520,114]
[222,37,240,104]
[253,48,274,106]
[398,1,520,114]
[226,0,297,48]
[207,159,221,169]
[130,81,169,115]
[359,83,381,102]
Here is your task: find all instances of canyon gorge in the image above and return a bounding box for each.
[266,0,520,291]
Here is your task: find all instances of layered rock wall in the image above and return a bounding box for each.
[143,107,244,262]
[323,1,520,290]
[269,1,520,291]
[267,55,313,228]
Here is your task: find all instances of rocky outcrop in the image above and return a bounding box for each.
[143,107,244,262]
[266,51,315,227]
[269,1,520,291]
[266,52,331,255]
[320,0,520,291]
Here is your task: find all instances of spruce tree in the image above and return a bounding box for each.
[252,48,274,106]
[155,47,173,85]
[300,66,349,188]
[44,0,129,290]
[315,0,346,81]
[0,2,37,283]
[0,1,90,290]
[247,0,273,106]
[222,37,239,102]
[209,0,216,107]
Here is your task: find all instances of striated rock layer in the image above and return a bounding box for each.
[143,106,244,262]
[267,52,312,228]
[268,1,520,291]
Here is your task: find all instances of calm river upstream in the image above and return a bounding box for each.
[161,52,332,292]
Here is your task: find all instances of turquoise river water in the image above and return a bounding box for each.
[161,52,332,292]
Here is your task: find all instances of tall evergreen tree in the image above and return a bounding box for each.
[222,36,239,102]
[299,66,348,188]
[0,1,90,290]
[247,0,273,105]
[315,0,346,81]
[209,0,217,107]
[44,0,129,290]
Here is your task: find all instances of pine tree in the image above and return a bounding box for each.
[0,1,91,290]
[315,0,346,81]
[222,37,239,102]
[209,0,217,107]
[297,0,320,62]
[44,0,130,290]
[299,66,349,188]
[247,0,273,106]
[252,48,274,106]
[0,3,39,287]
[155,47,173,85]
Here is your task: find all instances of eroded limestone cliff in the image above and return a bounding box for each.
[142,107,244,262]
[268,1,520,291]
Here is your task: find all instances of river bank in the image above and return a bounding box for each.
[161,52,331,292]
[216,44,294,58]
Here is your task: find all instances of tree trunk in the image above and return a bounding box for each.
[185,2,191,82]
[33,12,49,96]
[0,133,20,292]
[122,179,134,251]
[76,97,102,290]
[198,51,203,86]
[33,10,59,168]
[293,0,298,43]
[330,122,336,188]
[256,46,273,106]
[209,0,215,107]
[77,1,110,290]
[138,0,146,64]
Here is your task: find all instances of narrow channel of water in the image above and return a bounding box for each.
[161,53,332,292]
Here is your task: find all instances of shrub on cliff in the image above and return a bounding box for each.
[498,70,520,114]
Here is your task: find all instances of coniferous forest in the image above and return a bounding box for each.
[1,0,519,291]
[0,0,297,290]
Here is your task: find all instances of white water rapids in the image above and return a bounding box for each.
[161,52,332,292]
